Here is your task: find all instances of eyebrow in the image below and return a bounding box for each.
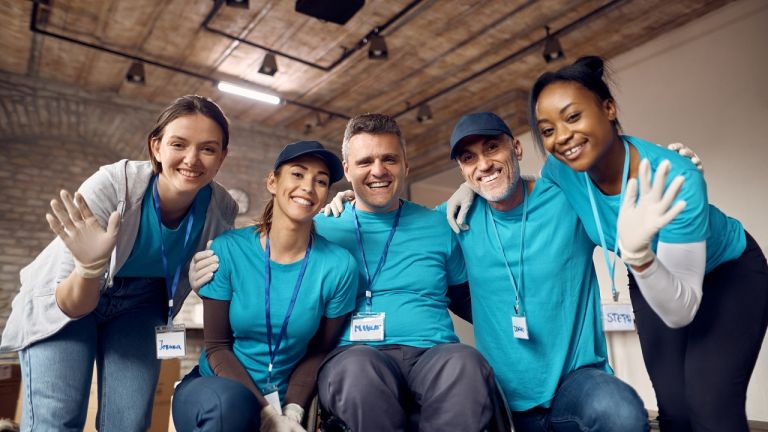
[167,135,222,146]
[290,163,329,177]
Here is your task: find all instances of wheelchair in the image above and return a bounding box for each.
[305,378,514,432]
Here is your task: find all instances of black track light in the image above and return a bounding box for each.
[416,104,433,123]
[226,0,249,9]
[368,34,388,60]
[125,61,146,84]
[258,53,278,76]
[542,26,565,63]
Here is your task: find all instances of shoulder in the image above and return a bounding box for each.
[211,226,254,249]
[313,233,356,263]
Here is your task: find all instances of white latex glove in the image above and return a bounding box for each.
[261,405,306,432]
[618,159,686,267]
[446,182,475,234]
[320,190,354,217]
[189,240,218,292]
[283,403,305,425]
[46,190,120,279]
[667,142,703,172]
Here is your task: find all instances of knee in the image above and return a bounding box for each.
[434,344,493,380]
[578,377,648,431]
[173,376,258,430]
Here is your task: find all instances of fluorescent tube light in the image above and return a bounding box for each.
[217,82,281,105]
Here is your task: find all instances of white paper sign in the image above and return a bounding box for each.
[602,303,636,332]
[264,390,282,414]
[511,315,529,340]
[155,324,187,359]
[350,313,385,341]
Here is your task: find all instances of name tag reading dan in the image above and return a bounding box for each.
[350,312,385,341]
[155,324,186,359]
[511,315,529,340]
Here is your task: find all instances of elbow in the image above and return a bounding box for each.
[661,292,701,329]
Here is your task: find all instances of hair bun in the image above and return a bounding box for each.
[574,56,605,78]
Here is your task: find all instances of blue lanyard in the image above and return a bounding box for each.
[487,180,528,315]
[264,234,312,383]
[584,140,630,302]
[352,201,402,314]
[152,176,196,324]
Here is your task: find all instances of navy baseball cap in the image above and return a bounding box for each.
[274,140,344,184]
[449,112,513,159]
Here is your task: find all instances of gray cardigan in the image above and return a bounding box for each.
[0,160,237,352]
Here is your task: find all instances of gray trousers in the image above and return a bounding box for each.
[317,343,495,432]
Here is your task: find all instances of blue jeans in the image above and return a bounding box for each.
[512,367,649,432]
[172,366,261,432]
[19,277,167,432]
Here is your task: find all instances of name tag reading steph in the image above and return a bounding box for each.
[155,324,186,359]
[350,312,385,341]
[511,315,529,340]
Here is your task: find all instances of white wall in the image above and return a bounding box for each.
[411,0,768,420]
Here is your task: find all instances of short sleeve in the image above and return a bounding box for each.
[446,230,468,286]
[198,236,233,301]
[324,253,359,318]
[658,167,709,244]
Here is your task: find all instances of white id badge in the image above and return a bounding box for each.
[155,324,186,359]
[262,383,282,414]
[350,312,385,341]
[511,315,529,340]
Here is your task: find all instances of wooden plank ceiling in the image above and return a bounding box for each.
[1,0,732,181]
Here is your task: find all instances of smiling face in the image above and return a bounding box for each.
[268,154,331,225]
[456,133,522,207]
[150,113,227,196]
[343,132,408,213]
[535,81,619,172]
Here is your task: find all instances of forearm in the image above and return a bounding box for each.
[55,271,102,318]
[284,315,347,408]
[207,349,269,407]
[630,241,705,328]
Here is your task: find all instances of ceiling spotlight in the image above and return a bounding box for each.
[225,0,249,9]
[217,81,281,105]
[416,104,433,123]
[368,34,388,60]
[542,26,565,63]
[259,52,278,76]
[125,61,146,84]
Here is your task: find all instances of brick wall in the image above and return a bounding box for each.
[0,71,344,370]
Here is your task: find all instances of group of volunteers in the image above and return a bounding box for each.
[1,55,765,432]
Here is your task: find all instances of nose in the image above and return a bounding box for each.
[183,147,201,166]
[477,154,493,172]
[554,123,573,147]
[371,159,387,177]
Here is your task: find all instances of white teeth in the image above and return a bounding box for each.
[179,169,202,178]
[368,182,390,188]
[292,197,312,206]
[480,172,499,183]
[563,145,582,157]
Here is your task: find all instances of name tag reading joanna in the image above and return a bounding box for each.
[602,303,636,332]
[350,312,385,341]
[155,324,186,359]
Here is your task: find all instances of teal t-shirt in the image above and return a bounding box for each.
[117,182,211,278]
[541,135,745,272]
[313,200,466,348]
[437,178,610,411]
[197,227,358,400]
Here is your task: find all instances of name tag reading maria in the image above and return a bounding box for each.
[350,312,385,341]
[155,324,186,359]
[602,303,636,332]
[511,315,530,340]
